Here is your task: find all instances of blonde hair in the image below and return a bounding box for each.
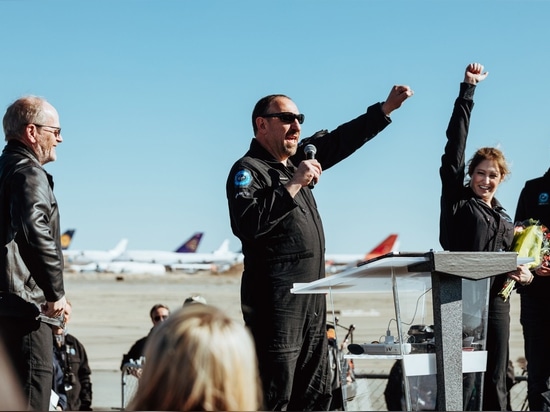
[127,304,262,411]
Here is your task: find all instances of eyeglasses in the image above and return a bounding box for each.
[32,124,62,138]
[261,112,305,124]
[153,315,168,322]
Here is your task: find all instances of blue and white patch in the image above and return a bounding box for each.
[234,169,252,188]
[538,192,549,206]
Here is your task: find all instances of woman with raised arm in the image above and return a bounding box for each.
[439,63,531,411]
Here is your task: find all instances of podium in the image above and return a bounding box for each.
[291,251,526,411]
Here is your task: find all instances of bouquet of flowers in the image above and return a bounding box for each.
[499,218,550,301]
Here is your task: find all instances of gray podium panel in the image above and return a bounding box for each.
[291,251,526,411]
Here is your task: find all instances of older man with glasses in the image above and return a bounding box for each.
[226,86,413,411]
[0,95,66,411]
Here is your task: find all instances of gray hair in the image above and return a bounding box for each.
[3,96,49,141]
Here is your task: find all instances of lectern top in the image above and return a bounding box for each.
[290,251,528,294]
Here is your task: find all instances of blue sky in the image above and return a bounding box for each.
[1,0,549,255]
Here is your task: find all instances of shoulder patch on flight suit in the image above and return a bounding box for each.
[234,169,253,199]
[234,169,252,188]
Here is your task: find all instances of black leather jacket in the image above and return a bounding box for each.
[0,140,65,318]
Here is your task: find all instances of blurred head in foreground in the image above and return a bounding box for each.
[127,304,262,411]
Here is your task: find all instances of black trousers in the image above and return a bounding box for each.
[0,316,53,411]
[246,293,332,411]
[482,294,511,411]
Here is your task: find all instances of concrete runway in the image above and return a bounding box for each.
[62,269,526,411]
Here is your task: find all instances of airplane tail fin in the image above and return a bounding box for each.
[363,234,399,261]
[60,229,76,250]
[174,232,204,253]
[213,239,230,255]
[109,239,128,259]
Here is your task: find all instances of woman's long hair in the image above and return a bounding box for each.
[465,146,510,186]
[127,304,262,411]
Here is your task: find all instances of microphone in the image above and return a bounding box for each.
[304,144,317,160]
[304,144,317,189]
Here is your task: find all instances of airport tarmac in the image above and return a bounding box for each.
[62,268,527,411]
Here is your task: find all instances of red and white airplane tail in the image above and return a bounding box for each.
[363,234,399,261]
[325,234,399,274]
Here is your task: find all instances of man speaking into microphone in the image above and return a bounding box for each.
[226,86,413,411]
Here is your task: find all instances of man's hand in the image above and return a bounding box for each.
[41,295,67,318]
[285,159,322,197]
[381,85,414,116]
[464,62,489,85]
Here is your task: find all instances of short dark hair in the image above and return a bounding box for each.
[251,94,290,135]
[149,304,170,319]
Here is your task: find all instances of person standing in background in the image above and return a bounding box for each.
[52,300,93,411]
[51,352,68,411]
[514,169,550,411]
[0,96,66,411]
[439,63,531,411]
[120,303,170,373]
[227,85,413,410]
[183,294,207,306]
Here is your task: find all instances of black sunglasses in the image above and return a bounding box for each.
[261,112,305,124]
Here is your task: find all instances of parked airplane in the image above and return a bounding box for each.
[63,231,203,268]
[63,238,128,266]
[167,262,218,274]
[114,238,243,272]
[97,261,167,275]
[67,260,167,275]
[325,234,399,274]
[60,229,76,250]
